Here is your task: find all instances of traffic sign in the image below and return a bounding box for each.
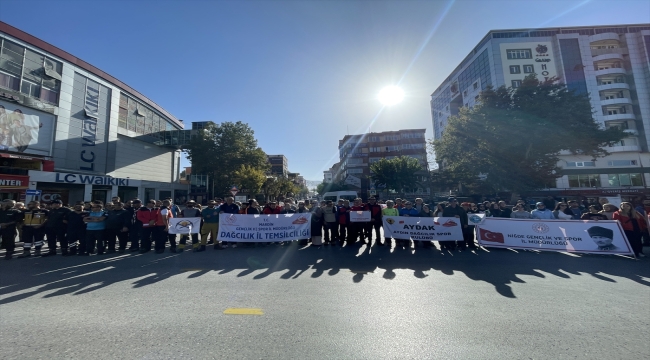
[26,189,42,196]
[230,186,239,196]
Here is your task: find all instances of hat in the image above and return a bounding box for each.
[51,199,62,204]
[461,202,470,206]
[448,197,457,202]
[536,202,544,206]
[587,226,613,239]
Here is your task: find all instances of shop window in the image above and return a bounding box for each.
[568,174,601,188]
[608,173,644,186]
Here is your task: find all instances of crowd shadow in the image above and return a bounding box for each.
[1,240,649,305]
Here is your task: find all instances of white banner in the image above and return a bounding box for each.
[168,217,201,234]
[467,213,485,225]
[476,218,633,255]
[217,213,311,242]
[383,216,464,241]
[350,211,371,222]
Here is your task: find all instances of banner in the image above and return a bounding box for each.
[476,218,633,255]
[350,211,371,222]
[382,216,463,241]
[217,213,311,242]
[467,213,485,225]
[168,217,201,234]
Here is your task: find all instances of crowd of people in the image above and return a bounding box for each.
[0,195,648,260]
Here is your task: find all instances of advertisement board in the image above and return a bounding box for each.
[0,99,54,156]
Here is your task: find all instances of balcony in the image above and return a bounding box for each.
[592,53,624,62]
[602,113,635,121]
[589,33,620,43]
[591,47,628,57]
[623,129,639,136]
[594,67,626,77]
[603,144,641,153]
[597,82,629,91]
[600,98,632,106]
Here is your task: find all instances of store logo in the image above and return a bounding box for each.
[54,173,131,186]
[535,44,548,55]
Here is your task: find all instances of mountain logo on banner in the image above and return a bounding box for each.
[442,219,458,227]
[386,218,395,225]
[175,220,192,231]
[479,228,505,243]
[292,216,309,225]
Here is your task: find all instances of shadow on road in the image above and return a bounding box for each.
[1,241,648,304]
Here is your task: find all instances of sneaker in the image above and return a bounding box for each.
[34,249,41,257]
[199,245,206,252]
[4,252,12,260]
[169,247,176,253]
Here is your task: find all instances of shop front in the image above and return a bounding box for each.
[0,174,28,201]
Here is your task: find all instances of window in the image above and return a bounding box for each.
[369,157,380,164]
[608,173,643,186]
[568,174,601,188]
[401,133,424,139]
[347,168,363,174]
[369,147,380,153]
[473,82,478,90]
[384,135,400,141]
[509,65,521,74]
[566,161,595,167]
[0,71,20,91]
[511,80,522,88]
[523,65,534,73]
[385,145,400,152]
[607,109,618,115]
[506,49,532,59]
[608,160,637,166]
[367,136,379,142]
[402,143,424,150]
[463,90,468,97]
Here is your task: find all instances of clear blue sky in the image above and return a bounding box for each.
[1,0,648,182]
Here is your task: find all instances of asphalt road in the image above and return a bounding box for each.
[1,242,649,359]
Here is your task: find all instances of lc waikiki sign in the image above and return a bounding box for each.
[28,170,142,187]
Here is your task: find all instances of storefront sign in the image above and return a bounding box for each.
[0,174,28,189]
[28,170,142,187]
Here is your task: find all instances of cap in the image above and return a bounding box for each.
[448,198,457,202]
[587,226,613,239]
[51,199,63,204]
[536,202,544,206]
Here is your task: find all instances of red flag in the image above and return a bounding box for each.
[479,228,505,243]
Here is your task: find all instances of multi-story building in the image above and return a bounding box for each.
[430,24,650,202]
[267,154,288,177]
[323,170,333,183]
[337,129,428,199]
[0,21,187,204]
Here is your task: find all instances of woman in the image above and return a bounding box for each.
[510,204,532,219]
[476,204,487,214]
[485,203,501,217]
[244,200,260,247]
[433,203,445,217]
[599,203,618,220]
[581,205,608,220]
[552,203,573,220]
[419,204,433,217]
[613,202,646,257]
[309,201,323,246]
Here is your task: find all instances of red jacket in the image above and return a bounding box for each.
[613,211,647,232]
[263,206,282,215]
[137,207,161,226]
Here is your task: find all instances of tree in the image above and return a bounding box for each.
[261,176,299,201]
[184,121,269,197]
[316,181,349,195]
[232,165,267,196]
[431,75,626,194]
[369,156,423,194]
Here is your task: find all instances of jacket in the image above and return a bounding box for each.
[137,207,160,227]
[337,206,350,225]
[263,206,282,215]
[613,211,648,232]
[531,209,554,220]
[398,208,420,217]
[367,203,383,221]
[322,206,336,223]
[442,205,468,226]
[106,209,129,230]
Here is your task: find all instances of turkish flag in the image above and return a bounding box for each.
[479,228,505,243]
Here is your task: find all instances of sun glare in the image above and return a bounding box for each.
[378,86,405,106]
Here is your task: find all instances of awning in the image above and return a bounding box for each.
[0,152,39,160]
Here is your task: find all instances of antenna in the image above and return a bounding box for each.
[347,125,349,135]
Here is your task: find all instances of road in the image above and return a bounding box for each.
[1,242,649,359]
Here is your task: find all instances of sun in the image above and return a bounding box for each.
[378,86,404,106]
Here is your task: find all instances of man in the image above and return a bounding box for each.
[124,199,142,252]
[64,202,88,255]
[414,198,425,212]
[177,200,201,253]
[322,200,338,245]
[42,199,71,256]
[366,197,383,245]
[381,200,399,247]
[543,196,557,211]
[461,202,477,249]
[531,202,554,219]
[0,200,22,259]
[219,197,240,248]
[497,201,512,218]
[105,202,130,253]
[337,199,350,243]
[280,202,296,214]
[18,201,48,258]
[587,226,617,251]
[83,202,107,255]
[155,200,173,254]
[441,198,468,250]
[137,200,159,254]
[398,201,420,248]
[567,200,586,220]
[349,198,369,243]
[200,200,220,251]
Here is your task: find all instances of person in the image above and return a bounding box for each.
[0,200,22,259]
[349,198,369,244]
[418,204,436,249]
[552,203,573,220]
[587,226,617,251]
[581,205,608,221]
[543,196,557,211]
[124,199,142,251]
[83,202,107,255]
[322,200,338,245]
[155,200,173,254]
[337,199,350,244]
[510,204,532,219]
[460,202,476,249]
[566,200,586,219]
[137,200,159,254]
[309,200,323,246]
[414,198,425,212]
[476,203,487,214]
[164,199,179,252]
[398,201,420,247]
[246,199,261,214]
[280,202,296,214]
[40,199,71,257]
[381,200,399,247]
[531,202,554,219]
[219,197,240,248]
[366,197,382,245]
[65,203,88,255]
[263,201,282,215]
[238,202,249,214]
[18,201,48,258]
[394,198,403,210]
[105,202,130,253]
[199,200,220,251]
[613,202,646,257]
[177,200,201,252]
[485,203,501,218]
[441,198,468,250]
[599,203,618,220]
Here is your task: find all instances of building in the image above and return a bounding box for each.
[0,21,187,204]
[337,129,428,199]
[430,23,650,202]
[323,170,333,183]
[267,154,288,177]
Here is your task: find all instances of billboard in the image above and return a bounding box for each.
[0,99,54,156]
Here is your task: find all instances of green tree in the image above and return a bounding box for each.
[369,156,423,193]
[184,121,269,197]
[431,75,625,194]
[232,165,267,197]
[316,181,349,195]
[261,176,299,201]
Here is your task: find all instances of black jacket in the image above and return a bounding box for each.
[442,205,468,227]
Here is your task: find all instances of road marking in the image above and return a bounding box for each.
[181,268,209,272]
[223,308,264,315]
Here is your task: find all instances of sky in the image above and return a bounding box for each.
[1,0,649,182]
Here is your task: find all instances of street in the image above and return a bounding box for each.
[1,242,649,359]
